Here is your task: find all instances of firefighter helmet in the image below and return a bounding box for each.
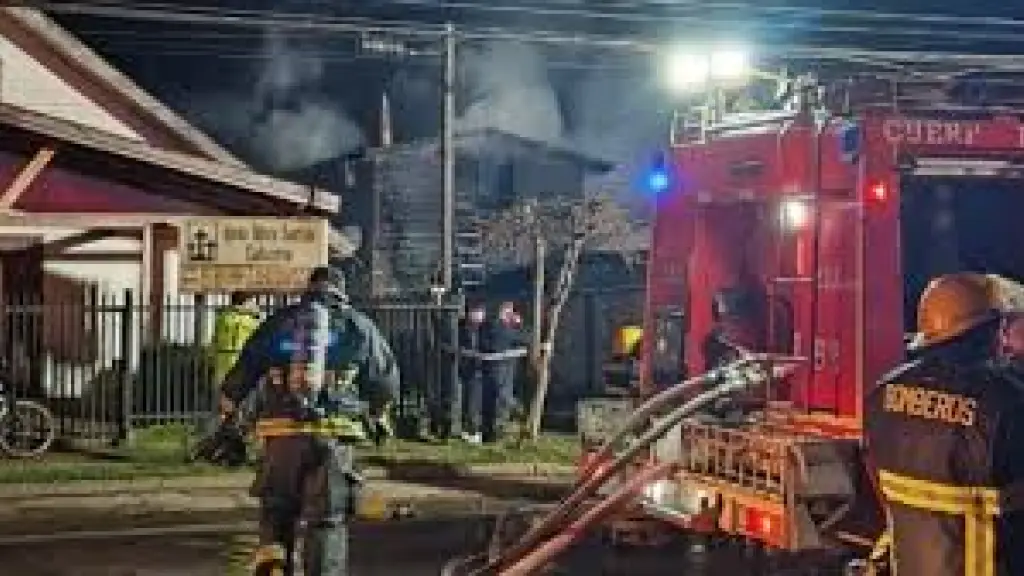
[916,272,1024,347]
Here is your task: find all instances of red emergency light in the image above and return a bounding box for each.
[742,507,782,546]
[868,182,889,203]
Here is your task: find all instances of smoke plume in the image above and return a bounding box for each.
[455,41,564,143]
[248,32,364,172]
[181,31,364,173]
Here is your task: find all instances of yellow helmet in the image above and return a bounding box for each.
[916,273,1024,347]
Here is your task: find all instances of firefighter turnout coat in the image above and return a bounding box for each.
[865,355,1024,576]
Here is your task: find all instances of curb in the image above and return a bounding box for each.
[0,462,577,499]
[0,480,564,537]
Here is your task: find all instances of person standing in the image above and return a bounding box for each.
[458,302,486,444]
[480,301,525,443]
[864,273,1024,576]
[212,292,262,387]
[218,266,400,576]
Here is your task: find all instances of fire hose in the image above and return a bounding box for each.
[447,354,796,576]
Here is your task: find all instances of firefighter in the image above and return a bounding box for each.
[999,309,1024,361]
[864,272,1024,576]
[702,286,766,371]
[218,266,400,576]
[212,292,262,386]
[458,301,486,445]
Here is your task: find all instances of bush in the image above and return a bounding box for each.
[79,343,215,420]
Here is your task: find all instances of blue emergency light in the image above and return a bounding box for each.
[645,151,671,195]
[647,171,670,194]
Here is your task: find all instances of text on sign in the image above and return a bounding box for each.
[881,118,1024,149]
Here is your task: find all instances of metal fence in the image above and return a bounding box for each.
[0,290,460,451]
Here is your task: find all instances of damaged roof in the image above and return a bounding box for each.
[369,127,616,172]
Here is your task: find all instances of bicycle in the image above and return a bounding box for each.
[0,379,56,458]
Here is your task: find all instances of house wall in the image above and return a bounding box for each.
[364,141,598,295]
[0,147,228,399]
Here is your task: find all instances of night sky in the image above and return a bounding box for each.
[44,0,1024,175]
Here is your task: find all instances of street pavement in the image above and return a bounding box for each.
[0,466,854,575]
[0,519,851,576]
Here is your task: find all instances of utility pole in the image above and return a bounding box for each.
[532,235,545,357]
[442,22,456,293]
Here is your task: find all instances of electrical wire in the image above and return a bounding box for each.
[360,0,1024,31]
[24,0,1024,56]
[35,0,1024,33]
[24,0,1024,83]
[30,0,1024,49]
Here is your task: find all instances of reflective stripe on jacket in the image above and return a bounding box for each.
[865,356,1024,576]
[254,416,367,441]
[878,469,1005,576]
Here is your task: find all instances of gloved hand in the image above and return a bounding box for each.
[190,413,248,467]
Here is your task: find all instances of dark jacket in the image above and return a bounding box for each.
[221,292,400,434]
[865,343,1024,576]
[458,319,484,379]
[480,317,525,376]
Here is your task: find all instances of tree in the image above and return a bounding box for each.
[479,193,636,440]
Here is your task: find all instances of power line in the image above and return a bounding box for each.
[26,1,1024,51]
[19,1,1024,74]
[364,0,1024,31]
[38,0,1024,47]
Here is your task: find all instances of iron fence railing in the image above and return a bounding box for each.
[0,291,461,451]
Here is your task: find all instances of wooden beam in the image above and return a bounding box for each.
[0,212,196,227]
[39,228,142,257]
[45,252,142,263]
[1,147,56,209]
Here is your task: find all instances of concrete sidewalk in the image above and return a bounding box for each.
[0,463,577,535]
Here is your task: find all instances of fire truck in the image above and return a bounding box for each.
[609,73,1024,554]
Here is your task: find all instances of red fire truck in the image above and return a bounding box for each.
[628,75,1024,554]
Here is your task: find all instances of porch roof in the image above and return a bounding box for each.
[0,103,339,215]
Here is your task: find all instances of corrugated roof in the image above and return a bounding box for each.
[3,8,245,166]
[0,102,338,213]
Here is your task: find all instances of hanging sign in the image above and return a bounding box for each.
[179,217,328,293]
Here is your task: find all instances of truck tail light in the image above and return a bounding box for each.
[868,182,888,203]
[744,508,776,539]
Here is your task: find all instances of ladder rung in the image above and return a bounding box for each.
[771,276,814,284]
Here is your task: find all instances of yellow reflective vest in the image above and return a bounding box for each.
[212,306,262,385]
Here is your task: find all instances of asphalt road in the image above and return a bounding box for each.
[0,519,852,576]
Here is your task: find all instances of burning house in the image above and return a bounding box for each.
[339,128,615,296]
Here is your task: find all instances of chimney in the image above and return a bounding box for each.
[381,90,393,148]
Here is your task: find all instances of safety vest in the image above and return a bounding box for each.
[212,306,261,384]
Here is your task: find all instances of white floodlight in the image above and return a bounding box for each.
[780,199,810,230]
[710,48,750,81]
[665,50,711,92]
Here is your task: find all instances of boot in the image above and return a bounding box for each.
[250,544,286,576]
